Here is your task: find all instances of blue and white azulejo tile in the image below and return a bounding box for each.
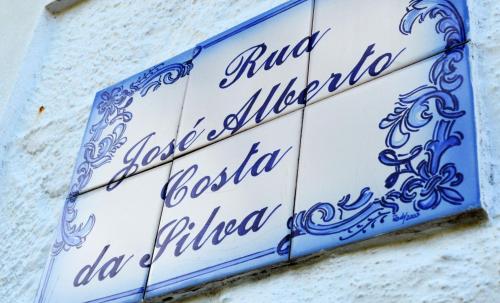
[145,110,302,298]
[290,44,480,258]
[176,0,313,155]
[69,50,193,194]
[34,164,171,303]
[34,1,482,302]
[306,0,470,104]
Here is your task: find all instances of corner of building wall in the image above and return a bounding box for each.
[467,0,500,218]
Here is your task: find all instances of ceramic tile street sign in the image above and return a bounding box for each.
[35,0,481,302]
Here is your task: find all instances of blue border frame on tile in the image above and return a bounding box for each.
[82,287,144,303]
[196,0,309,50]
[146,248,276,297]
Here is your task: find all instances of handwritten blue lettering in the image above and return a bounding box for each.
[107,117,206,191]
[209,43,405,141]
[161,142,292,208]
[219,28,331,89]
[140,203,281,266]
[73,245,133,287]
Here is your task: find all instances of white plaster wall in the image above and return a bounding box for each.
[0,1,498,303]
[0,0,48,115]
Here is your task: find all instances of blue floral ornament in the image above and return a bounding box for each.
[399,0,466,49]
[278,0,469,255]
[52,58,194,256]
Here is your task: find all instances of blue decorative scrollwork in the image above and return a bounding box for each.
[52,59,194,256]
[277,0,469,255]
[399,0,466,49]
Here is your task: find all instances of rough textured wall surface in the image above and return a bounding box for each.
[0,0,48,117]
[0,1,498,303]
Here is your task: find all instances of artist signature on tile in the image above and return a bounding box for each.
[392,212,420,224]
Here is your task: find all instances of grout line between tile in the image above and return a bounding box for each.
[287,0,315,263]
[141,49,195,301]
[73,158,175,197]
[141,162,174,301]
